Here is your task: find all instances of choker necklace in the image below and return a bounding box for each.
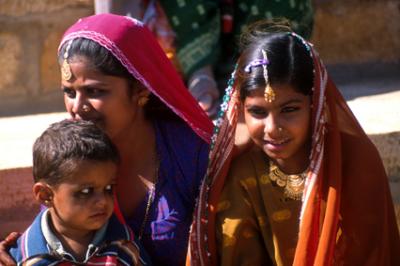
[138,153,160,240]
[269,161,307,201]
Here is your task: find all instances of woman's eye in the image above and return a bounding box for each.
[86,87,106,97]
[63,87,76,98]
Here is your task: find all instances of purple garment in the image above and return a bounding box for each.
[127,119,209,266]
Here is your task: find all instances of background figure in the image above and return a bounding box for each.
[94,0,314,118]
[188,20,400,265]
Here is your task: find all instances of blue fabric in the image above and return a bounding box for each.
[10,211,151,266]
[127,119,209,266]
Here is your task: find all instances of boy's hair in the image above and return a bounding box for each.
[33,119,120,185]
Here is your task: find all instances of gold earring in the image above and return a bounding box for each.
[138,96,149,107]
[44,197,52,206]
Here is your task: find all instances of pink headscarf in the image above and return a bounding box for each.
[59,13,213,142]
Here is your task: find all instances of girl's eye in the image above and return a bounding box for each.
[105,184,115,194]
[63,87,76,98]
[281,106,300,113]
[247,107,267,117]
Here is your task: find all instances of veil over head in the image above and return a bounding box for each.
[59,13,213,142]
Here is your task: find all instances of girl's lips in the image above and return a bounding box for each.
[263,139,290,152]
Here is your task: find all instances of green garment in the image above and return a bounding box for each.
[161,0,314,79]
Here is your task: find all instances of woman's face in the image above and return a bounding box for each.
[61,56,142,140]
[243,84,312,173]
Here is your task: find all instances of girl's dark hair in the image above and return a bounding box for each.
[58,38,179,120]
[236,19,314,101]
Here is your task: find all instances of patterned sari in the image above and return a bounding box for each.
[188,34,400,265]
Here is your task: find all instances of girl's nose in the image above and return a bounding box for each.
[264,114,282,137]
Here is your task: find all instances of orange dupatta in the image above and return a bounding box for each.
[188,38,400,265]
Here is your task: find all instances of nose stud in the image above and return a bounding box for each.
[278,127,283,132]
[82,104,90,113]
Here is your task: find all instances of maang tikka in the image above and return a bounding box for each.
[61,39,73,81]
[261,49,275,103]
[244,49,275,103]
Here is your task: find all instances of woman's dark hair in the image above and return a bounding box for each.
[58,38,179,120]
[236,19,314,101]
[33,119,120,185]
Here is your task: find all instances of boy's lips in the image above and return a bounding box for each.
[90,211,109,219]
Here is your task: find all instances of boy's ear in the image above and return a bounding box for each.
[33,182,54,207]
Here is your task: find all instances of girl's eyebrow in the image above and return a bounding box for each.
[279,98,303,107]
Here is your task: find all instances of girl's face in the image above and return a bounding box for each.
[61,56,143,140]
[49,160,117,236]
[243,84,312,173]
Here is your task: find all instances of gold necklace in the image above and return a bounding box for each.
[269,161,307,200]
[138,154,160,240]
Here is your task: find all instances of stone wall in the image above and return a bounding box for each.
[312,0,400,64]
[0,0,94,116]
[0,0,399,115]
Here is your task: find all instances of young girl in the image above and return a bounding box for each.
[188,21,400,265]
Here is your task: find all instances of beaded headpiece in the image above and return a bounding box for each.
[244,49,275,102]
[61,39,74,81]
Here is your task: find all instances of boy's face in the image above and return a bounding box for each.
[48,160,117,235]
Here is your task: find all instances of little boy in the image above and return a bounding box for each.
[10,119,151,265]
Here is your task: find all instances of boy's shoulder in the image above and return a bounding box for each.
[9,210,54,266]
[10,212,151,266]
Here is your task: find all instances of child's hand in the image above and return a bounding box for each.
[0,232,20,266]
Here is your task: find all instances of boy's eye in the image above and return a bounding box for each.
[105,184,115,194]
[78,187,93,196]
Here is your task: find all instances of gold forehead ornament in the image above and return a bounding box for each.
[261,49,275,103]
[61,39,73,81]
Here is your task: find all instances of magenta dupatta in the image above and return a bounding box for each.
[59,14,213,143]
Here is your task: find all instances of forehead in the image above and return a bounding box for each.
[246,83,305,100]
[62,160,117,185]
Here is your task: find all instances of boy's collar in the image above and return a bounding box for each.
[41,209,108,261]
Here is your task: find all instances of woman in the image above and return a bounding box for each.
[1,14,213,266]
[187,21,400,265]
